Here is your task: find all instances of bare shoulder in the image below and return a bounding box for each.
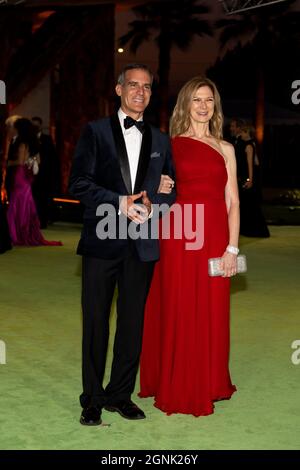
[219,139,234,154]
[219,140,235,164]
[17,142,29,154]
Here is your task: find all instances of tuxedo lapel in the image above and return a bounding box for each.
[110,114,132,194]
[133,123,152,194]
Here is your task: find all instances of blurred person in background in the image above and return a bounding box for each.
[239,122,269,237]
[6,117,62,246]
[31,116,59,228]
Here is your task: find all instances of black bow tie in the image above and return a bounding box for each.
[124,116,145,133]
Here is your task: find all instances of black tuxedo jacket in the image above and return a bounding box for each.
[233,135,247,181]
[5,138,19,198]
[34,132,59,193]
[69,114,176,261]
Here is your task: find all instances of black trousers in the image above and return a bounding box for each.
[80,244,155,408]
[32,180,51,228]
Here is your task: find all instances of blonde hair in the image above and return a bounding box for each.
[170,77,223,139]
[240,122,256,139]
[5,115,22,128]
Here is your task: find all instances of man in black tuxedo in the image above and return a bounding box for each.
[4,115,21,201]
[31,117,59,228]
[69,63,175,426]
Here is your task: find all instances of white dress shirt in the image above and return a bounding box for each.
[117,108,153,219]
[118,108,143,191]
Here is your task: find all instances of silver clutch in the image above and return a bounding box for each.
[208,254,247,277]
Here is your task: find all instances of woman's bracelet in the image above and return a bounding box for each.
[226,245,239,255]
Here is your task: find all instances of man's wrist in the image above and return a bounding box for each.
[118,195,127,216]
[148,205,153,219]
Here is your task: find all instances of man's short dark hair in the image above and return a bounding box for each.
[117,63,154,86]
[32,116,43,125]
[230,118,246,129]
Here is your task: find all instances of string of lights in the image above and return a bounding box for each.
[0,0,25,5]
[219,0,290,14]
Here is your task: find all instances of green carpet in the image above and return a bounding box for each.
[0,224,300,450]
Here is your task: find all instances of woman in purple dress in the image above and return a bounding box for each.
[6,118,62,246]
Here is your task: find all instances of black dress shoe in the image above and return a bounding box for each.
[80,406,102,426]
[105,400,146,420]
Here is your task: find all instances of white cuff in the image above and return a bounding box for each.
[148,206,153,219]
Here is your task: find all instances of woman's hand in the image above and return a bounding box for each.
[158,174,175,194]
[219,251,237,277]
[242,179,253,189]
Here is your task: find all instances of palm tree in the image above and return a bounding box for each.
[119,0,212,131]
[216,0,300,148]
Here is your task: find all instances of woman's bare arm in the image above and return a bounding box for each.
[219,141,240,277]
[244,144,254,188]
[16,143,29,165]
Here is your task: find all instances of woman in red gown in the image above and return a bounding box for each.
[139,77,240,417]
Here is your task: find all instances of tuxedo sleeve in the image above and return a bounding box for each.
[150,134,176,208]
[68,123,120,210]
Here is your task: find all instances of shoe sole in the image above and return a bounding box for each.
[80,417,102,426]
[104,405,145,420]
